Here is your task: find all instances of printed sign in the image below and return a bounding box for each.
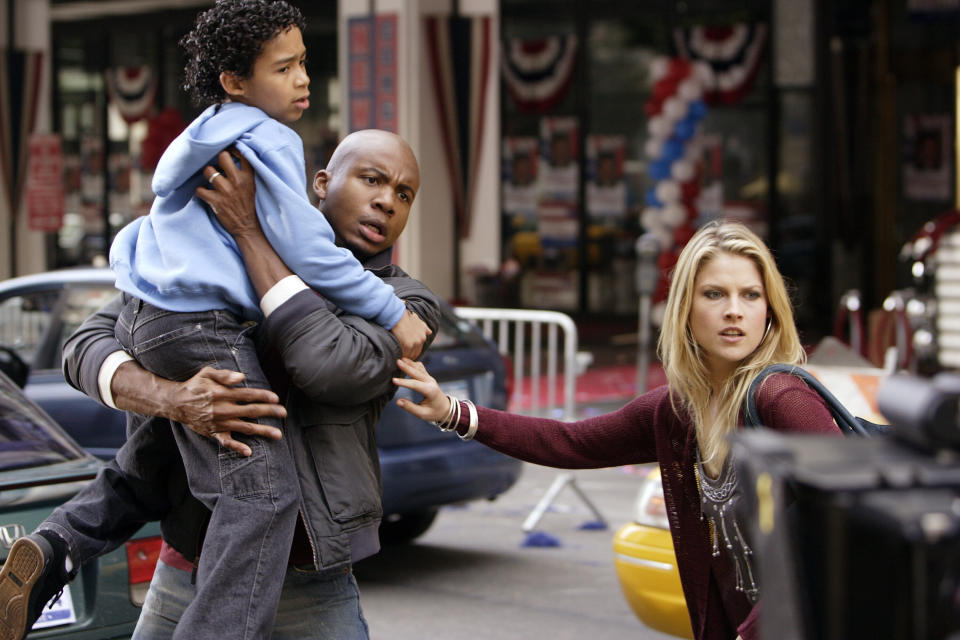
[27,134,65,232]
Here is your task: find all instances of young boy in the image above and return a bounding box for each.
[109,0,432,636]
[0,2,427,639]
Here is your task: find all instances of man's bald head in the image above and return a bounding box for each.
[313,130,421,257]
[326,130,419,179]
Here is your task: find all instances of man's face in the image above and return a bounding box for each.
[314,134,420,258]
[228,26,310,124]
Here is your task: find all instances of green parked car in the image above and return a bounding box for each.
[0,369,160,638]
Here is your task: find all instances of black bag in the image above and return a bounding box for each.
[744,364,889,437]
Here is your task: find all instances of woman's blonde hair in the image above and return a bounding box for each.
[656,220,805,473]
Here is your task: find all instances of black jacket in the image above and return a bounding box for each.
[62,256,440,568]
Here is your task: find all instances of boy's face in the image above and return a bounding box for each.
[313,133,420,258]
[225,26,310,124]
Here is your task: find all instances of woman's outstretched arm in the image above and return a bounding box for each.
[394,357,660,469]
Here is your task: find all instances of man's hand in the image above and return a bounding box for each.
[162,366,286,457]
[390,309,432,360]
[195,148,260,239]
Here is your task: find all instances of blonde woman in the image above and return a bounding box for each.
[393,220,841,640]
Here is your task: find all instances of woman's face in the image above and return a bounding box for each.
[689,252,769,383]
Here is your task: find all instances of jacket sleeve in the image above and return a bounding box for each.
[236,138,406,330]
[61,294,126,405]
[261,270,441,406]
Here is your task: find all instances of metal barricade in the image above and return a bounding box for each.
[453,306,606,532]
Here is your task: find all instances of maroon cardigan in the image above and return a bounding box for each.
[458,372,841,640]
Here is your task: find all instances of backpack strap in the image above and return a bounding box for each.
[744,364,877,437]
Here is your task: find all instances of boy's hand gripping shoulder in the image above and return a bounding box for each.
[390,309,432,360]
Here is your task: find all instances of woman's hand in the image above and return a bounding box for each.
[393,358,450,423]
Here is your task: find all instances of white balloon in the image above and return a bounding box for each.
[671,159,694,182]
[662,203,688,228]
[694,61,714,86]
[644,138,664,159]
[647,115,672,140]
[649,56,670,83]
[641,207,663,230]
[663,96,688,122]
[655,180,681,204]
[678,79,702,102]
[652,226,674,250]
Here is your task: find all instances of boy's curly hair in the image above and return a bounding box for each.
[179,0,305,106]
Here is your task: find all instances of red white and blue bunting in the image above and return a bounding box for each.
[501,34,577,113]
[641,57,712,301]
[673,23,767,106]
[106,66,156,124]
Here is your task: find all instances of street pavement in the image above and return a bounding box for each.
[355,451,678,640]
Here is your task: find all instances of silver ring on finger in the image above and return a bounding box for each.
[208,171,222,184]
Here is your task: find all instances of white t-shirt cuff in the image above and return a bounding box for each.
[98,350,135,410]
[260,275,309,318]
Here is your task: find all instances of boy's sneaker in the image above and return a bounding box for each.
[0,533,69,640]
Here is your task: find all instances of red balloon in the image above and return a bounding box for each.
[674,224,696,247]
[667,58,692,81]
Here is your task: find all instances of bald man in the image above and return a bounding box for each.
[1,131,439,640]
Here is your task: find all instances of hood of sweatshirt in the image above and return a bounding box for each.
[151,102,270,197]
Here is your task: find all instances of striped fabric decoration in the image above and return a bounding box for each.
[673,23,767,106]
[0,48,45,215]
[424,14,492,240]
[501,34,577,113]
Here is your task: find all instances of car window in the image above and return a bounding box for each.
[0,290,59,367]
[0,373,87,470]
[431,311,491,350]
[54,285,118,366]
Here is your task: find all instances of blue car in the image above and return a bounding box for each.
[0,268,522,543]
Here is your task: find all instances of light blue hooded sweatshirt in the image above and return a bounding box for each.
[110,102,405,327]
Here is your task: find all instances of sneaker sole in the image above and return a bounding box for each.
[0,537,45,640]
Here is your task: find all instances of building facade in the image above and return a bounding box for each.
[2,0,959,340]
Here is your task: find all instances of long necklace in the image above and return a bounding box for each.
[694,448,759,604]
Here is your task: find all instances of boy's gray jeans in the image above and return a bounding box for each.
[45,296,301,640]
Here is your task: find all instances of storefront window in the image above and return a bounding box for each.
[51,7,338,269]
[500,0,772,316]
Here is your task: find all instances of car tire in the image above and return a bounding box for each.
[379,508,438,545]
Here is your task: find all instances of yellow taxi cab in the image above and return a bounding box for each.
[612,466,693,638]
[612,360,888,638]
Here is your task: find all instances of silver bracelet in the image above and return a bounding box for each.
[451,397,462,431]
[459,399,478,441]
[434,394,456,431]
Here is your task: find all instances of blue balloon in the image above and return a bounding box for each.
[648,159,671,180]
[662,139,685,162]
[674,119,696,141]
[645,187,663,208]
[688,99,707,120]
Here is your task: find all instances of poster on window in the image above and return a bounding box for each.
[903,114,951,202]
[585,135,626,218]
[539,116,578,203]
[502,136,539,221]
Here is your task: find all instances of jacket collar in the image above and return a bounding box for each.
[362,247,393,270]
